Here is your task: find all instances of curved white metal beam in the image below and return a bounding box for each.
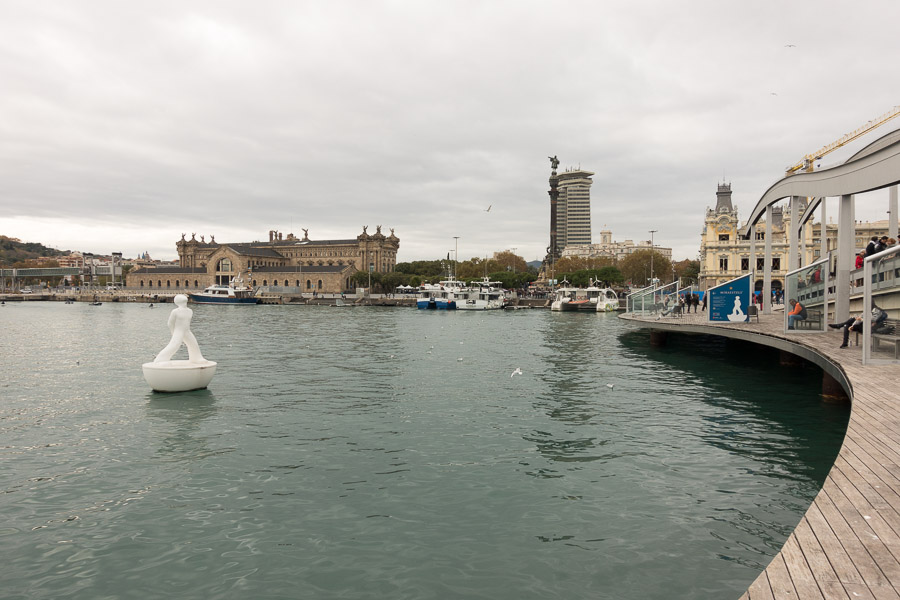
[742,136,900,238]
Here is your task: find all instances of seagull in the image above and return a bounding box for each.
[606,383,614,389]
[785,44,796,47]
[484,204,492,212]
[457,357,463,362]
[770,92,778,96]
[511,368,523,378]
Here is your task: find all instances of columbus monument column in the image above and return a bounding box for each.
[542,155,561,280]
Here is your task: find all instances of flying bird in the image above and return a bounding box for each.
[511,368,523,378]
[484,204,492,212]
[785,44,796,47]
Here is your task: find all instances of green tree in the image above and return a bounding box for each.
[673,259,700,285]
[554,255,614,274]
[350,271,371,289]
[395,260,445,277]
[557,267,623,287]
[618,250,672,286]
[487,271,536,289]
[381,271,410,292]
[596,266,624,286]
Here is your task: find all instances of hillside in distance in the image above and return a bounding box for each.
[0,236,70,266]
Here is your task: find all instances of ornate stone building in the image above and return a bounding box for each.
[700,183,893,291]
[699,183,813,291]
[126,226,399,293]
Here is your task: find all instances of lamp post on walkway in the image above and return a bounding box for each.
[649,230,657,285]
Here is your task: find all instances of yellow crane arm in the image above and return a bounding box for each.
[785,105,900,175]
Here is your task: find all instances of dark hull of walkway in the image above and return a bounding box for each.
[621,311,900,600]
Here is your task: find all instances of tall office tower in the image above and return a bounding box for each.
[556,169,594,249]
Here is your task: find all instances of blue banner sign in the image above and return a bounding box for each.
[708,274,752,322]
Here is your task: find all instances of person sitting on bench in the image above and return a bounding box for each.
[787,299,807,330]
[830,303,887,348]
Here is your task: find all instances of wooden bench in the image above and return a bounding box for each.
[794,309,823,330]
[872,318,900,357]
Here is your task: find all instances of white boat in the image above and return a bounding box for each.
[592,286,620,312]
[189,271,258,305]
[457,278,507,311]
[416,278,465,310]
[550,287,582,311]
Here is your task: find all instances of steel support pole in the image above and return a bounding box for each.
[749,226,756,294]
[836,194,854,322]
[891,186,898,241]
[788,196,799,272]
[763,204,773,315]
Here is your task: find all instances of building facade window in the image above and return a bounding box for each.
[772,257,781,270]
[719,257,728,271]
[740,258,749,271]
[719,234,729,241]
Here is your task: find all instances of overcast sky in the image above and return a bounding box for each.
[2,1,899,263]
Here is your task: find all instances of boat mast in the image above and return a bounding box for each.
[453,236,459,281]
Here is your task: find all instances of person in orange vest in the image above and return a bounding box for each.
[787,299,807,330]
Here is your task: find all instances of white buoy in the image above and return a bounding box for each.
[142,294,217,392]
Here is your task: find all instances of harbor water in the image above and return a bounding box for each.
[1,302,849,599]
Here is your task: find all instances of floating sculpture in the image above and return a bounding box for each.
[142,294,217,392]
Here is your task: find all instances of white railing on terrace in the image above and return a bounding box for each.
[863,245,900,365]
[626,281,680,316]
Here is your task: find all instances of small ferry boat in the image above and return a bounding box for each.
[550,286,582,312]
[457,278,507,311]
[189,271,258,305]
[594,288,620,312]
[580,282,620,312]
[416,278,465,310]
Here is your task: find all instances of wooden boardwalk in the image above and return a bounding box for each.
[620,311,900,600]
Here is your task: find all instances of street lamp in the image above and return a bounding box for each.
[649,230,657,285]
[511,247,517,273]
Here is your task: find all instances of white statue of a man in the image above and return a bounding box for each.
[154,294,206,363]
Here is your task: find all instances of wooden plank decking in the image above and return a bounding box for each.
[620,310,900,600]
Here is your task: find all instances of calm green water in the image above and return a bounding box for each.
[1,302,848,599]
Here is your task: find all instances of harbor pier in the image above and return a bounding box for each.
[622,310,900,599]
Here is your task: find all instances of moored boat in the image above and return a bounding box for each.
[550,287,581,311]
[188,271,258,305]
[457,277,507,310]
[416,278,465,310]
[594,287,620,312]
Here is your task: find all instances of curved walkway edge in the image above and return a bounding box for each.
[620,311,900,600]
